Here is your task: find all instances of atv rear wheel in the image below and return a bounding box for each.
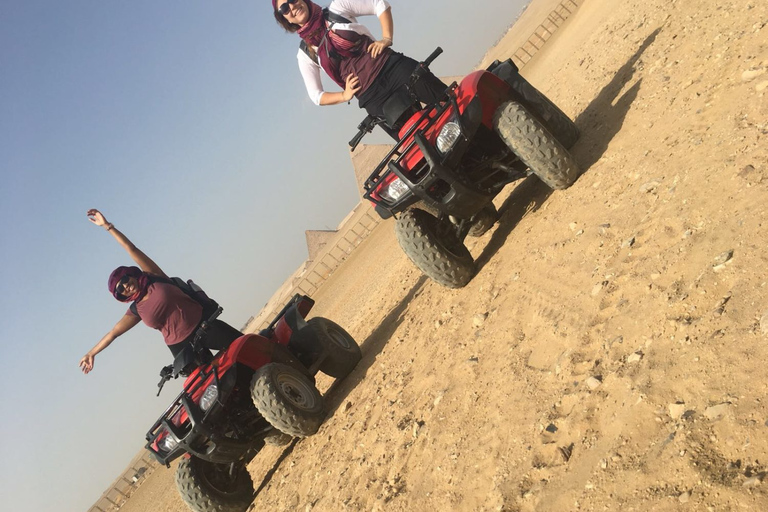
[395,208,474,288]
[303,317,361,379]
[250,363,324,437]
[175,456,253,512]
[467,203,499,238]
[494,101,580,190]
[506,76,580,149]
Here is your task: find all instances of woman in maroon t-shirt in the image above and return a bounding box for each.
[78,209,241,375]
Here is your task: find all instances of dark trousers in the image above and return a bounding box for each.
[358,52,447,120]
[168,319,242,358]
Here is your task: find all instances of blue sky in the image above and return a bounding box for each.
[0,1,528,510]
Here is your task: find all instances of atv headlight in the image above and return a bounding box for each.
[436,121,461,155]
[379,177,410,203]
[159,431,179,452]
[199,384,218,411]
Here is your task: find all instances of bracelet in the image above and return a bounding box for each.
[383,37,392,44]
[105,223,114,231]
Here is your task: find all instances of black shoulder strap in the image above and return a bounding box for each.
[323,7,351,25]
[299,8,352,64]
[129,301,139,317]
[299,40,318,64]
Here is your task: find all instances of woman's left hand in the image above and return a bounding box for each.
[367,38,392,59]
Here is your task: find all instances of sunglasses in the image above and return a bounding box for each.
[115,275,131,295]
[277,0,299,16]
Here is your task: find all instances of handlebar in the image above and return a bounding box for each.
[349,115,382,151]
[423,47,443,68]
[349,47,443,150]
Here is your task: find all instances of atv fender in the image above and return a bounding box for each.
[455,70,513,129]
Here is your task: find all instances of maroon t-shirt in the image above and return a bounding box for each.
[319,29,390,94]
[128,283,203,346]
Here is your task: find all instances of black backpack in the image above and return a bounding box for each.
[129,276,219,319]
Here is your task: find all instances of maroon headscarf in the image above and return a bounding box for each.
[108,266,150,302]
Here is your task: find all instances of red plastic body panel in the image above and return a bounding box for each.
[273,317,293,346]
[370,70,513,200]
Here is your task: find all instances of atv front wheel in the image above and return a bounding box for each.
[250,363,324,437]
[175,456,253,512]
[395,208,474,288]
[303,317,361,379]
[494,101,580,190]
[467,203,499,238]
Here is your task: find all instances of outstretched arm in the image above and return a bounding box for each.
[87,209,167,277]
[79,313,141,374]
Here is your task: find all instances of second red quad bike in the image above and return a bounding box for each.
[145,294,361,512]
[351,48,581,288]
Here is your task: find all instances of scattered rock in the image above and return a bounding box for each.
[472,313,488,327]
[435,319,443,328]
[741,68,767,82]
[640,180,661,193]
[713,250,734,266]
[757,80,768,92]
[669,402,687,419]
[569,222,579,231]
[704,403,731,420]
[585,376,602,390]
[622,236,636,248]
[739,164,756,178]
[760,311,768,336]
[678,490,691,503]
[591,281,606,296]
[627,351,644,363]
[559,444,574,462]
[713,293,732,315]
[467,356,479,364]
[743,475,763,488]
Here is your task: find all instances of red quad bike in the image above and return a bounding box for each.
[145,294,361,512]
[350,48,581,288]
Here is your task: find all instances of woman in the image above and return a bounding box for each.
[273,0,446,122]
[78,209,242,375]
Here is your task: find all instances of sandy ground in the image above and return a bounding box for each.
[119,0,768,510]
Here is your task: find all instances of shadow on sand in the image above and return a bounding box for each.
[571,27,661,169]
[475,27,663,271]
[252,275,429,499]
[250,29,665,501]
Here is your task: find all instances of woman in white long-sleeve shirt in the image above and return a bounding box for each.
[272,0,446,123]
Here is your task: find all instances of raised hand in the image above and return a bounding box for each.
[87,209,109,229]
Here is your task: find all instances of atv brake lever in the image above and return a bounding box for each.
[349,115,381,151]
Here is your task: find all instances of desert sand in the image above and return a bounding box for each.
[118,0,768,510]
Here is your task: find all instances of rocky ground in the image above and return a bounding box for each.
[119,0,768,510]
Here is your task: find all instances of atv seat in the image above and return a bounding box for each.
[382,87,421,131]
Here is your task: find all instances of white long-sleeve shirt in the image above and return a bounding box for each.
[297,0,391,105]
